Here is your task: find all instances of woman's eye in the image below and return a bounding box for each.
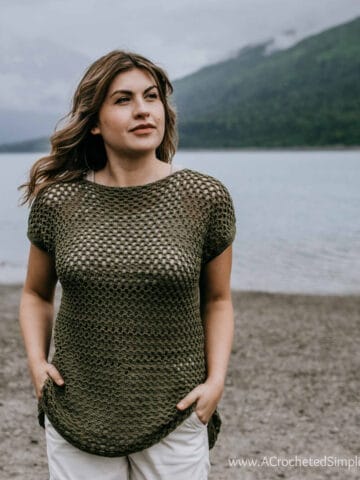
[115,97,129,104]
[115,93,158,104]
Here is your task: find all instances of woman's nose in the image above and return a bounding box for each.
[133,97,150,117]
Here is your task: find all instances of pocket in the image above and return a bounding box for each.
[192,410,208,428]
[44,413,50,428]
[44,413,54,431]
[39,376,52,399]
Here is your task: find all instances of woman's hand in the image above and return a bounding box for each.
[176,378,224,424]
[30,360,65,401]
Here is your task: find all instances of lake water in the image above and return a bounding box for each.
[2,150,360,294]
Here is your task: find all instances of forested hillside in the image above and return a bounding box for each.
[173,16,360,147]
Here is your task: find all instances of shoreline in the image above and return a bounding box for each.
[3,282,360,298]
[178,145,360,152]
[2,284,360,479]
[1,145,360,154]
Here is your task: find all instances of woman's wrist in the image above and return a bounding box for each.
[205,375,225,391]
[28,356,48,372]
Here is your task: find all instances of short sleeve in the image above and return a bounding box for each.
[27,188,56,256]
[202,179,236,264]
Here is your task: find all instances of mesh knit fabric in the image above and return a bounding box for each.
[27,167,237,457]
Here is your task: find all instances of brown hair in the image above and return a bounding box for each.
[18,50,178,205]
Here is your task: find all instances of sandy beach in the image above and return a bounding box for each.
[1,284,359,480]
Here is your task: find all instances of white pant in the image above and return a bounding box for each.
[45,412,211,480]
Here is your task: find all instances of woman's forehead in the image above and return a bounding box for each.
[108,68,157,92]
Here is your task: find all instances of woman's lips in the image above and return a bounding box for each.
[131,127,155,134]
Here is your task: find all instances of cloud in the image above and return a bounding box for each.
[1,0,359,79]
[0,0,358,119]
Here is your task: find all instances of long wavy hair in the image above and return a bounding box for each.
[18,50,178,205]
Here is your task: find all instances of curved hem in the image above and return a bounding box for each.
[40,403,220,456]
[41,405,199,457]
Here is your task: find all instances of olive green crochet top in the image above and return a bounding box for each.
[27,165,237,457]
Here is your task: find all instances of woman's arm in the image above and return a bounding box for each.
[176,244,234,423]
[201,244,234,388]
[18,244,64,401]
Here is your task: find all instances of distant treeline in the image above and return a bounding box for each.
[0,137,50,153]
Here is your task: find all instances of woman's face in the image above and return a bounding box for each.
[91,68,166,159]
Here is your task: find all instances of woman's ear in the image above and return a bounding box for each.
[91,124,101,135]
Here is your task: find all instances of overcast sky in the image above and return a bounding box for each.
[0,0,359,141]
[1,0,359,80]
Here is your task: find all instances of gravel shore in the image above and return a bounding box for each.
[1,284,359,480]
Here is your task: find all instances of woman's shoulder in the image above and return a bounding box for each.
[31,176,84,210]
[180,165,226,182]
[181,167,233,199]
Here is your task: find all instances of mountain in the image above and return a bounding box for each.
[0,136,49,153]
[172,16,360,148]
[0,110,59,145]
[0,37,90,143]
[1,16,359,151]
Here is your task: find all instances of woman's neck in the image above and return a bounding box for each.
[86,160,183,187]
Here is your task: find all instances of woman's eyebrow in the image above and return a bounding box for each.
[110,85,158,97]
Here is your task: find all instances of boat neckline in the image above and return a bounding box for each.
[80,167,191,191]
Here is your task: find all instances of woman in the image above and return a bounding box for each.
[18,50,236,480]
